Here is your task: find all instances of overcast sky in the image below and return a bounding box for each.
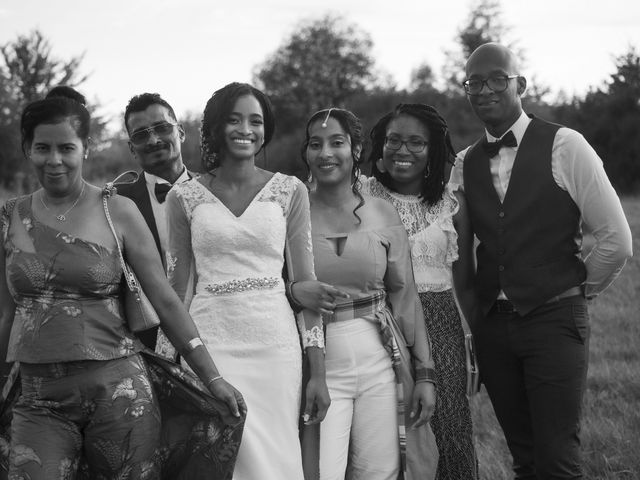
[1,0,639,130]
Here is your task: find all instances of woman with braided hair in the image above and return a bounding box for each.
[363,103,479,479]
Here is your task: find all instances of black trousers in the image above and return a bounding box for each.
[474,296,589,479]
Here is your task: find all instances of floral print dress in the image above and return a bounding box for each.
[0,195,244,480]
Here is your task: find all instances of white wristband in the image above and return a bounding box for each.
[186,337,204,352]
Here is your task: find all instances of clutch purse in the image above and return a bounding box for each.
[102,182,161,333]
[465,333,481,397]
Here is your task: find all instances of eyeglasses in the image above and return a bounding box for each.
[462,75,519,95]
[384,136,428,153]
[129,122,178,145]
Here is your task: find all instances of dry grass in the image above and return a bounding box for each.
[471,196,640,479]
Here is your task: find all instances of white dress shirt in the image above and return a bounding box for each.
[451,111,632,299]
[144,168,191,261]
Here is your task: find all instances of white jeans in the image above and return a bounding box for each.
[320,317,400,480]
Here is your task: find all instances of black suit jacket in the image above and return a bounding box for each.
[116,174,163,254]
[116,174,162,349]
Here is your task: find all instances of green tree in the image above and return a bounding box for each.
[1,30,88,124]
[555,46,640,192]
[0,30,105,191]
[254,15,376,132]
[442,0,519,89]
[409,63,439,94]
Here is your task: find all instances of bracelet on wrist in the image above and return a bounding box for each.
[286,281,304,313]
[205,375,223,389]
[181,337,204,356]
[415,366,437,384]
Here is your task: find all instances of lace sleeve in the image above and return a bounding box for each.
[440,184,460,266]
[284,179,322,334]
[166,188,196,309]
[449,148,469,192]
[358,174,372,195]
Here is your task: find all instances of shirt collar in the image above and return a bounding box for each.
[485,111,531,145]
[144,167,189,187]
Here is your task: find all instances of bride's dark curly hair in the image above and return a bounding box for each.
[301,108,365,223]
[200,82,276,172]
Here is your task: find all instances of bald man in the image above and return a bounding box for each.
[451,43,632,479]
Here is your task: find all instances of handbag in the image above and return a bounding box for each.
[102,180,161,333]
[464,333,481,397]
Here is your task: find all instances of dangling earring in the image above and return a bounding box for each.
[424,162,431,179]
[376,158,386,173]
[306,160,313,184]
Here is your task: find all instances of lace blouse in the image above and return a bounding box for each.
[361,177,460,293]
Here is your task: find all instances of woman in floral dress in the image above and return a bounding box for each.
[0,86,245,479]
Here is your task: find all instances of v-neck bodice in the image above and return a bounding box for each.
[165,171,318,479]
[195,173,276,219]
[169,173,299,290]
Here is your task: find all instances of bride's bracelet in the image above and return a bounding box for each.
[182,337,204,355]
[302,325,325,350]
[285,281,304,313]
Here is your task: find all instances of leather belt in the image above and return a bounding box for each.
[490,286,583,314]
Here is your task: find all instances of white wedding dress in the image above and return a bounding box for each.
[164,172,318,479]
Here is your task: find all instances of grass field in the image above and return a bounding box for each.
[1,186,638,478]
[471,196,640,479]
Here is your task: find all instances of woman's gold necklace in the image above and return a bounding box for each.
[40,182,86,222]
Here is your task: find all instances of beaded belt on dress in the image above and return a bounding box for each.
[323,291,387,323]
[204,277,281,295]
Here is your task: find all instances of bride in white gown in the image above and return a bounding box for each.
[164,83,330,479]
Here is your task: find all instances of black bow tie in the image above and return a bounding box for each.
[482,130,518,157]
[154,183,172,203]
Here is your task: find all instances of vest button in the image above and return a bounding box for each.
[498,228,504,234]
[498,211,505,218]
[498,265,505,271]
[498,248,506,255]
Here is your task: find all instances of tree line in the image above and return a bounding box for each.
[1,1,639,193]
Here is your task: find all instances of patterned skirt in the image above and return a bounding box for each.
[0,351,245,480]
[420,290,478,480]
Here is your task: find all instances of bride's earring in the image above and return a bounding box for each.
[376,158,386,173]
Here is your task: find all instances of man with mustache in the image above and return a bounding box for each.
[119,93,191,349]
[452,43,632,479]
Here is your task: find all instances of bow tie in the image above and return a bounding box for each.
[482,130,517,157]
[154,183,172,203]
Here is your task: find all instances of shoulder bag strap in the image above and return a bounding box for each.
[101,189,139,294]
